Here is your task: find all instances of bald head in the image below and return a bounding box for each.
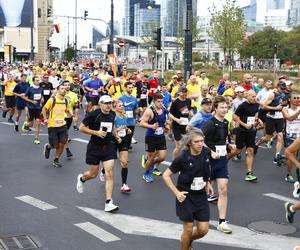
[244,74,252,85]
[246,90,257,103]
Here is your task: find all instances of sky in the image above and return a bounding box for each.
[51,0,250,49]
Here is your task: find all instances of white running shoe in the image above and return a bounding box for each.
[217,221,232,234]
[99,171,105,182]
[131,137,137,144]
[120,184,131,193]
[104,200,119,212]
[293,181,300,198]
[76,174,84,193]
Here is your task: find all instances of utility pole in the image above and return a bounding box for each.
[110,0,114,54]
[184,0,192,82]
[74,0,78,59]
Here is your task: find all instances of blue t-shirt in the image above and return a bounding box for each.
[162,92,172,109]
[119,94,138,126]
[25,86,43,109]
[13,81,29,106]
[114,114,128,138]
[188,111,213,129]
[84,78,103,97]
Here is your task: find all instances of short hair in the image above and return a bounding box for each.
[161,82,168,86]
[183,129,205,149]
[32,76,39,82]
[57,84,64,90]
[153,93,163,102]
[124,81,133,88]
[213,95,227,110]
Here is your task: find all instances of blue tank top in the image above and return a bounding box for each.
[146,108,167,137]
[269,92,285,116]
[114,114,127,138]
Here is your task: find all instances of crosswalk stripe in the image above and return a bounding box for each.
[0,122,14,126]
[74,222,120,242]
[161,161,171,166]
[15,195,57,210]
[264,193,299,204]
[73,138,89,144]
[21,133,48,136]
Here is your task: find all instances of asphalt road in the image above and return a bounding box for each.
[0,113,299,250]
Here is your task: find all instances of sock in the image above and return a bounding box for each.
[219,219,225,224]
[290,206,295,213]
[121,168,128,184]
[145,170,150,175]
[80,177,85,183]
[66,148,70,152]
[15,121,19,125]
[246,172,251,175]
[106,199,111,204]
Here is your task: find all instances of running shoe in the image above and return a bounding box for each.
[43,143,51,159]
[104,200,119,212]
[73,125,79,131]
[245,172,257,182]
[207,195,218,202]
[53,159,62,168]
[217,221,232,234]
[99,171,105,182]
[141,155,147,169]
[273,154,281,165]
[76,174,84,193]
[120,184,131,193]
[2,110,7,118]
[131,137,138,144]
[14,124,18,132]
[21,122,29,133]
[34,138,40,145]
[285,175,295,183]
[66,148,73,158]
[284,202,295,223]
[266,140,272,148]
[143,173,153,183]
[293,181,300,198]
[7,118,14,123]
[152,168,162,176]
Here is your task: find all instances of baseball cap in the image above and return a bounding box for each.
[114,77,121,82]
[201,98,212,105]
[172,75,178,79]
[277,82,286,89]
[286,80,293,86]
[279,75,287,80]
[99,95,112,103]
[93,70,99,76]
[178,86,187,92]
[235,86,245,92]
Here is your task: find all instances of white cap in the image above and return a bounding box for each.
[286,80,293,86]
[93,70,99,75]
[115,77,121,82]
[99,95,112,103]
[235,86,245,92]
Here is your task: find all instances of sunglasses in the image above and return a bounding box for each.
[292,97,300,100]
[102,102,112,104]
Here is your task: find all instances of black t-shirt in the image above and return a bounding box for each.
[202,117,228,151]
[169,148,210,193]
[82,109,115,145]
[235,101,259,131]
[170,98,192,127]
[40,81,54,102]
[70,83,81,95]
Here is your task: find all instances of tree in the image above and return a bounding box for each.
[64,47,75,61]
[280,25,300,64]
[208,0,246,65]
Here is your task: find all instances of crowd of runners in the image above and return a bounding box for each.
[1,60,300,250]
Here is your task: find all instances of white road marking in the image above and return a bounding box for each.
[161,161,171,166]
[0,122,14,126]
[0,185,2,188]
[15,195,57,210]
[21,133,48,136]
[77,206,300,250]
[74,222,120,242]
[73,138,89,144]
[264,193,299,204]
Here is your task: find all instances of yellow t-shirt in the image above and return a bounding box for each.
[44,96,70,128]
[187,83,200,108]
[197,77,209,87]
[109,84,125,100]
[4,81,16,96]
[65,91,78,117]
[66,76,74,83]
[171,86,179,99]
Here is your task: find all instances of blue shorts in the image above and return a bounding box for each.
[210,158,229,180]
[16,100,27,111]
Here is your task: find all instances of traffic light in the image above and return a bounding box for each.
[47,40,51,50]
[47,7,52,17]
[84,10,88,20]
[153,27,162,51]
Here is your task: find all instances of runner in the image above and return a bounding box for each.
[140,93,169,182]
[42,84,72,167]
[2,73,16,123]
[76,95,121,212]
[21,76,43,144]
[163,129,214,250]
[202,95,233,234]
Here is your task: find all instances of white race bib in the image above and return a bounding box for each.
[118,128,126,137]
[54,118,64,126]
[126,111,134,119]
[43,90,50,95]
[179,117,189,126]
[92,90,98,96]
[190,177,206,191]
[289,123,300,134]
[100,122,113,132]
[33,93,42,100]
[274,111,283,119]
[154,127,164,135]
[215,145,227,156]
[141,94,147,99]
[247,116,255,125]
[8,87,14,92]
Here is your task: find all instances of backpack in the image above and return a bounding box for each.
[150,105,168,125]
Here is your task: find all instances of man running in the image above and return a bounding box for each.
[76,95,121,212]
[2,73,16,123]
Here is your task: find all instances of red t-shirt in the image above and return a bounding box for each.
[148,78,159,97]
[240,83,253,91]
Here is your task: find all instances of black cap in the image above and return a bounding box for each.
[178,86,187,92]
[201,98,212,105]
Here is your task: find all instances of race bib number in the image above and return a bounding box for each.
[274,111,283,119]
[154,127,164,135]
[141,94,147,99]
[33,93,42,100]
[289,123,300,134]
[92,90,98,96]
[215,145,227,156]
[54,118,64,126]
[43,90,50,95]
[8,87,14,92]
[190,177,206,191]
[247,116,255,125]
[100,122,112,133]
[118,128,126,137]
[126,111,134,119]
[179,117,189,126]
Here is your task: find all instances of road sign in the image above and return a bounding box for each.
[119,40,125,48]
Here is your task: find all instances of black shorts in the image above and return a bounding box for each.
[86,142,117,165]
[48,125,68,148]
[138,99,147,108]
[173,125,187,141]
[235,128,256,149]
[210,158,229,180]
[28,109,41,121]
[148,96,153,105]
[265,117,284,135]
[176,192,209,222]
[80,87,85,96]
[65,117,73,130]
[258,109,267,123]
[115,136,129,152]
[5,96,16,108]
[86,96,99,106]
[145,136,167,152]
